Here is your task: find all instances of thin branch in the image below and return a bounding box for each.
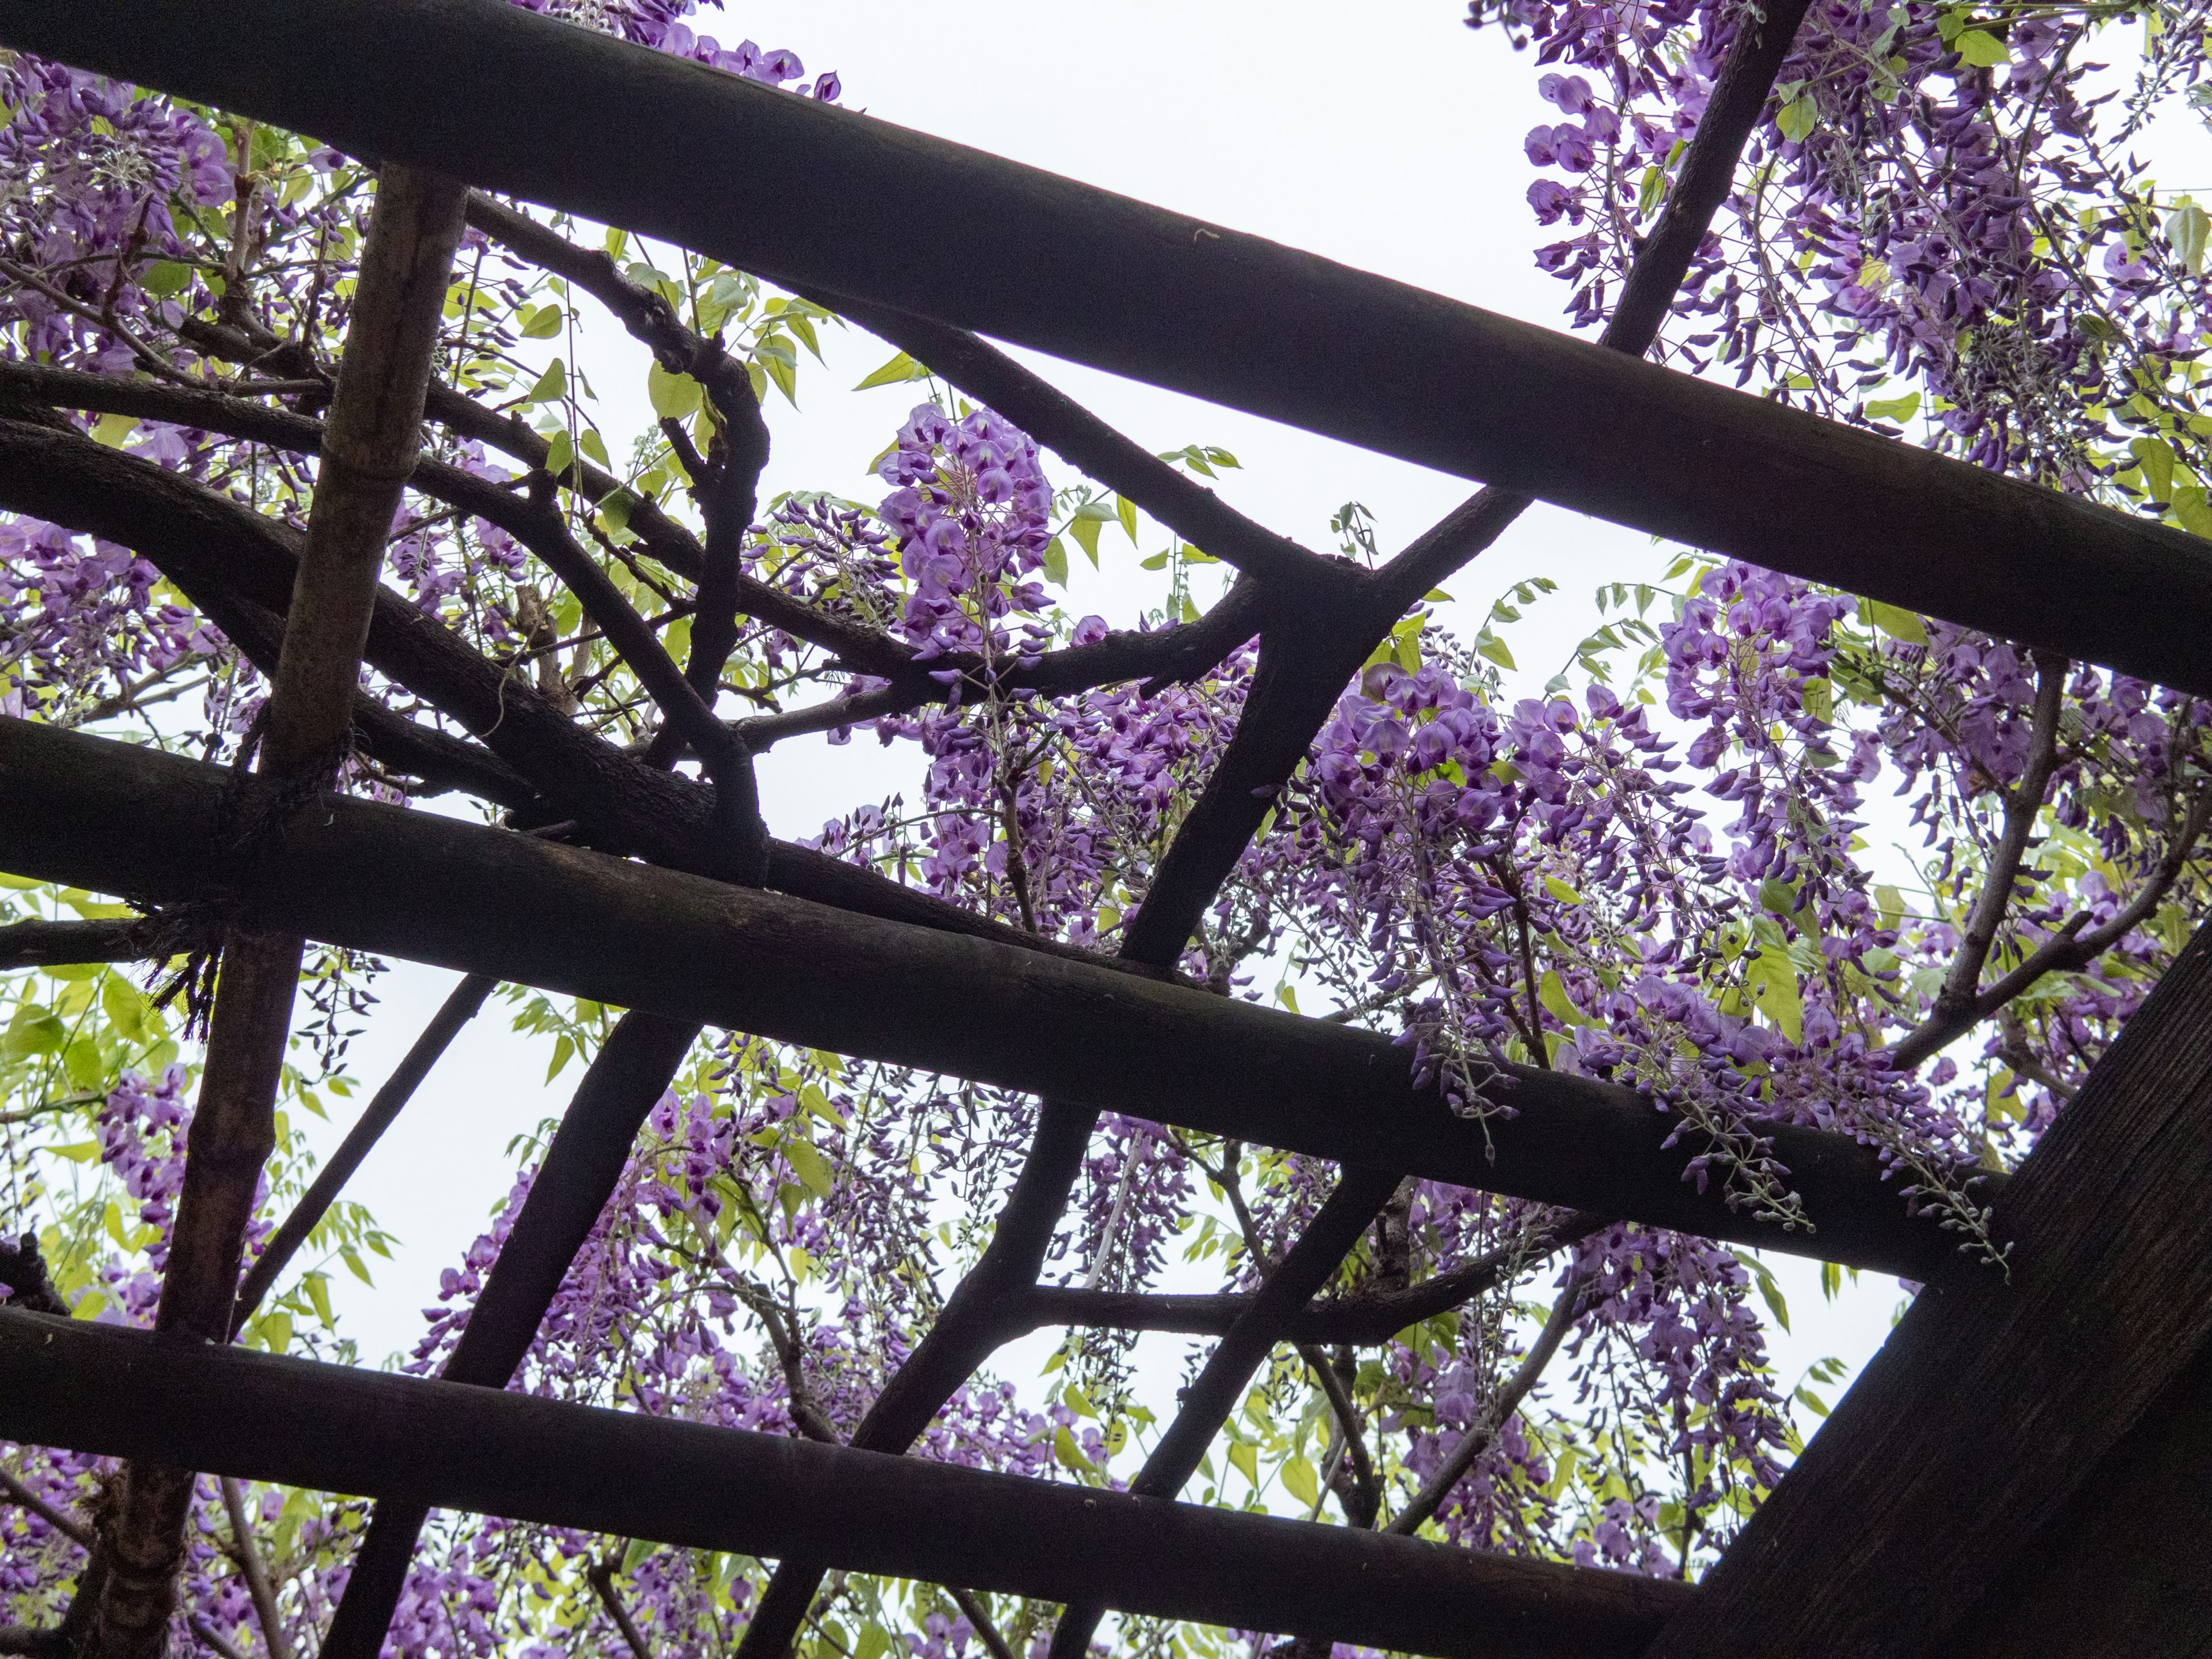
[187,1616,251,1659]
[1020,1212,1608,1344]
[1384,1266,1588,1537]
[0,912,224,974]
[1047,1166,1402,1659]
[1,1464,95,1549]
[1892,783,2212,1070]
[218,1477,294,1659]
[1930,649,2068,1025]
[946,1591,1018,1659]
[586,1555,654,1659]
[801,289,1327,586]
[230,973,498,1334]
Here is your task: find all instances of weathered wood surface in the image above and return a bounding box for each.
[0,717,1974,1277]
[1951,1335,2212,1658]
[4,0,2212,694]
[0,1310,1689,1659]
[1649,917,2212,1657]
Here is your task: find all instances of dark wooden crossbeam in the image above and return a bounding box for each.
[0,716,1972,1279]
[5,0,2211,695]
[0,1309,1687,1659]
[1649,918,2212,1656]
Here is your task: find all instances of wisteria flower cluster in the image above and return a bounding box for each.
[2,0,2209,1654]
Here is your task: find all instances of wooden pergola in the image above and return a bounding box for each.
[1,2,2209,1655]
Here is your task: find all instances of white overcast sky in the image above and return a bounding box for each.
[303,0,2117,1414]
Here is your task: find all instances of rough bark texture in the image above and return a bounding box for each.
[0,1310,1691,1659]
[0,718,1978,1281]
[82,164,468,1659]
[6,1,2210,694]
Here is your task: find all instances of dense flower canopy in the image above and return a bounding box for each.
[2,2,2207,1657]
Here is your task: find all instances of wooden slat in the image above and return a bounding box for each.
[3,0,2211,694]
[0,1309,1687,1659]
[0,716,1968,1277]
[1649,918,2212,1657]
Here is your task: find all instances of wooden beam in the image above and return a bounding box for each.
[0,717,1967,1278]
[4,0,2211,694]
[1647,918,2212,1657]
[0,1309,1687,1659]
[1949,1335,2212,1657]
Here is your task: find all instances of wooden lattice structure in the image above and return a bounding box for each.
[2,2,2210,1656]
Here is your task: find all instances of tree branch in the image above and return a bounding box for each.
[320,1010,700,1659]
[1018,1211,1607,1346]
[86,164,470,1659]
[1892,782,2211,1071]
[0,912,222,974]
[1047,1166,1402,1659]
[1384,1266,1588,1537]
[218,1476,293,1659]
[586,1555,654,1659]
[230,972,497,1334]
[800,289,1325,586]
[1,1463,94,1549]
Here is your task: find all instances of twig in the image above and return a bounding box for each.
[946,1589,1020,1659]
[1,1464,95,1549]
[230,973,498,1334]
[1384,1266,1588,1536]
[218,1478,293,1659]
[586,1555,654,1659]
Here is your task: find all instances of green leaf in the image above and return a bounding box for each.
[1747,944,1804,1044]
[3,1011,66,1058]
[2173,483,2212,540]
[1069,514,1103,568]
[520,304,563,339]
[1863,391,1920,423]
[1953,28,2009,66]
[142,260,191,298]
[1282,1455,1319,1508]
[1041,536,1069,587]
[1138,550,1171,571]
[1053,1424,1094,1475]
[542,429,574,480]
[303,1271,335,1329]
[1477,635,1516,671]
[854,1627,892,1659]
[1538,969,1586,1029]
[853,349,931,390]
[1542,876,1584,906]
[90,412,138,448]
[101,973,150,1046]
[782,1137,836,1198]
[647,361,704,421]
[1866,600,1927,645]
[2169,198,2210,273]
[2131,436,2176,503]
[1226,1438,1258,1488]
[1777,94,1818,143]
[546,1033,575,1082]
[525,357,567,404]
[1116,494,1139,546]
[62,1037,104,1092]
